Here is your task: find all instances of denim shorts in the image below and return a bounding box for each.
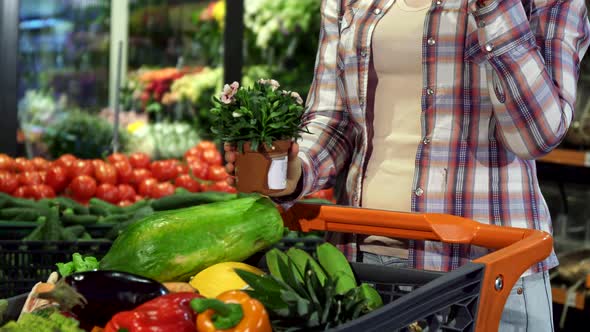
[361,252,554,331]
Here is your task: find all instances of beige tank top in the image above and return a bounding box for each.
[360,0,429,258]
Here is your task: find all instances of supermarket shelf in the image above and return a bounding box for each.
[538,149,590,168]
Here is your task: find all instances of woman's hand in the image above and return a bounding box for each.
[224,142,302,197]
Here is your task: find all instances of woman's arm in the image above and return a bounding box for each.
[469,0,590,159]
[283,0,356,202]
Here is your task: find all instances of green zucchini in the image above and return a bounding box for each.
[99,195,284,282]
[150,191,237,211]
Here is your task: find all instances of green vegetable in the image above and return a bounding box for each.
[56,253,99,277]
[65,225,86,238]
[22,207,62,241]
[0,299,7,324]
[100,195,284,282]
[0,208,40,221]
[61,214,99,225]
[50,197,89,215]
[42,109,129,159]
[0,312,83,332]
[150,191,237,211]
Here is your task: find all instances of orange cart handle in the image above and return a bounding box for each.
[282,202,553,332]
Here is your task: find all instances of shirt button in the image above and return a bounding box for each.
[415,188,424,197]
[485,43,494,52]
[517,287,523,295]
[423,137,431,145]
[359,98,365,108]
[427,38,436,46]
[478,20,486,28]
[436,0,442,4]
[426,88,434,95]
[360,48,369,57]
[373,8,382,15]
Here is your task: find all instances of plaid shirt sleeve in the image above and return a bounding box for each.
[295,0,356,198]
[468,0,590,159]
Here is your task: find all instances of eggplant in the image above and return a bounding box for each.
[64,270,169,329]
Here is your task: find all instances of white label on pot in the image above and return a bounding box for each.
[268,156,288,190]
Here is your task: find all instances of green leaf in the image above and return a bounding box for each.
[235,269,284,294]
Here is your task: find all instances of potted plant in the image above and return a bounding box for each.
[210,79,308,193]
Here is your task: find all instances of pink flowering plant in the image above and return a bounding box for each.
[210,79,309,151]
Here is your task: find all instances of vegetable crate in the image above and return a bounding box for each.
[280,202,554,332]
[0,241,112,298]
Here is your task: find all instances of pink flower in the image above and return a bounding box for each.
[220,81,239,104]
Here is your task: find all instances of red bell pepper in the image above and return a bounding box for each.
[103,292,202,332]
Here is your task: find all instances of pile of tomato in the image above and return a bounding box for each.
[0,141,234,206]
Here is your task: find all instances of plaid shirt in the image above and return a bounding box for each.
[290,0,590,274]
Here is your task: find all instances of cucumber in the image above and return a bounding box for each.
[50,197,90,215]
[100,195,284,282]
[150,192,237,211]
[62,214,99,226]
[0,208,40,221]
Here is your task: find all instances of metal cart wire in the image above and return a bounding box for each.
[280,202,554,332]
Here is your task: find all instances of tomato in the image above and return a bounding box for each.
[201,148,222,166]
[0,172,18,194]
[150,160,179,182]
[30,184,56,200]
[129,153,151,169]
[196,141,217,153]
[134,195,144,202]
[107,153,128,164]
[176,164,189,175]
[113,161,133,184]
[184,146,201,160]
[69,175,97,200]
[207,165,228,181]
[38,171,47,183]
[13,186,33,198]
[95,163,118,185]
[69,160,95,179]
[13,158,35,173]
[204,180,237,193]
[151,182,175,199]
[17,172,44,186]
[138,178,158,197]
[54,154,77,170]
[118,184,136,202]
[188,160,208,180]
[31,157,50,171]
[96,183,120,204]
[174,174,200,193]
[119,200,134,207]
[91,159,106,169]
[129,168,153,188]
[45,166,69,193]
[0,154,15,171]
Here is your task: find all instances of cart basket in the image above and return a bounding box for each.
[280,202,553,332]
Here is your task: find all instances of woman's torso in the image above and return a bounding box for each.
[326,0,556,273]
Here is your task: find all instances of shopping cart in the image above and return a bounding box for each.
[280,202,553,332]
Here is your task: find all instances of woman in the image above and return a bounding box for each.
[226,0,590,329]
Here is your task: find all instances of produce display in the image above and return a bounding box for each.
[0,140,234,206]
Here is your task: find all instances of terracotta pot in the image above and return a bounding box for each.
[234,140,291,194]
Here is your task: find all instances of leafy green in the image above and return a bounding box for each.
[56,253,99,277]
[42,110,129,159]
[0,312,83,332]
